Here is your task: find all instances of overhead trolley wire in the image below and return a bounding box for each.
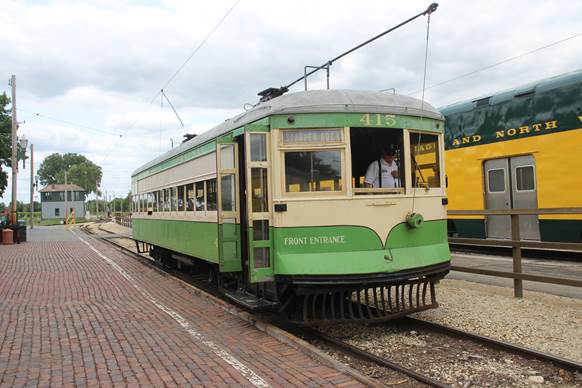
[161,0,241,91]
[101,0,241,161]
[400,31,582,96]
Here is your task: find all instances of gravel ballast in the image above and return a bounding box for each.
[415,278,582,362]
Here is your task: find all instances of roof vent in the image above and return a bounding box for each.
[474,97,491,107]
[514,88,535,98]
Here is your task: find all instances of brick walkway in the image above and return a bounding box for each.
[0,227,362,387]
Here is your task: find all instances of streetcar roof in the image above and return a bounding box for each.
[439,68,582,115]
[133,89,442,177]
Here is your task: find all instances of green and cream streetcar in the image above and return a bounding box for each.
[131,89,450,323]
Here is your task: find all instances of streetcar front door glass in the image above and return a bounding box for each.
[217,142,241,272]
[483,155,540,240]
[245,132,274,283]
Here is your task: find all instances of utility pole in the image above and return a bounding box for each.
[95,180,99,219]
[30,144,34,229]
[64,170,68,221]
[9,75,17,224]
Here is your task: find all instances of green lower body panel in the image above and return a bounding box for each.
[133,218,219,263]
[274,220,450,276]
[447,219,486,238]
[539,219,582,243]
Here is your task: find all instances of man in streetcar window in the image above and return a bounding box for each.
[364,146,399,188]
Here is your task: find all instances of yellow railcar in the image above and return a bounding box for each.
[442,69,582,242]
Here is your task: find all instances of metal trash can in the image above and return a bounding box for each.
[9,225,26,243]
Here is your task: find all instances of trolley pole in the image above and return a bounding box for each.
[9,75,18,224]
[29,144,34,229]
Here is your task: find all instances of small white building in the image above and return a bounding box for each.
[40,184,87,220]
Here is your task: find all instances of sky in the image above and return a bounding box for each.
[1,0,581,204]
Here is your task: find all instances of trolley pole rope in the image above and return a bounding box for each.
[284,3,438,91]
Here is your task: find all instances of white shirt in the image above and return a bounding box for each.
[364,159,399,188]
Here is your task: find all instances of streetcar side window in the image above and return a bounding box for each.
[206,178,217,211]
[185,184,195,211]
[195,181,205,211]
[147,192,154,212]
[350,127,404,193]
[153,191,159,212]
[171,187,177,211]
[410,133,441,188]
[164,188,170,211]
[177,186,185,211]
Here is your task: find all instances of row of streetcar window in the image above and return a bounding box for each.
[283,128,441,193]
[133,178,217,213]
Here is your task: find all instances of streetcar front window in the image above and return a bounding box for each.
[284,150,342,192]
[281,128,344,194]
[350,127,404,194]
[410,133,441,188]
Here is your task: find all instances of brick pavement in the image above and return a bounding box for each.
[0,227,363,387]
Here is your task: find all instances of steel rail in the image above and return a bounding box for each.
[405,317,582,372]
[299,327,450,388]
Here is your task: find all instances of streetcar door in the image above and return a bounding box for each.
[484,159,511,239]
[510,155,540,240]
[245,131,274,283]
[216,142,242,272]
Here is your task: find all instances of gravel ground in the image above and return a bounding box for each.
[415,278,582,362]
[320,322,582,387]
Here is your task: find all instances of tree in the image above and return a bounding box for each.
[0,93,12,196]
[0,92,29,197]
[38,153,102,194]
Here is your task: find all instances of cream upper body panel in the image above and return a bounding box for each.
[272,196,446,243]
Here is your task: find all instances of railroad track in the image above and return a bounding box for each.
[403,317,582,372]
[293,326,450,387]
[83,224,582,386]
[299,317,582,388]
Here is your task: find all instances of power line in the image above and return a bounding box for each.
[103,0,241,155]
[161,0,241,91]
[398,31,582,96]
[17,108,122,137]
